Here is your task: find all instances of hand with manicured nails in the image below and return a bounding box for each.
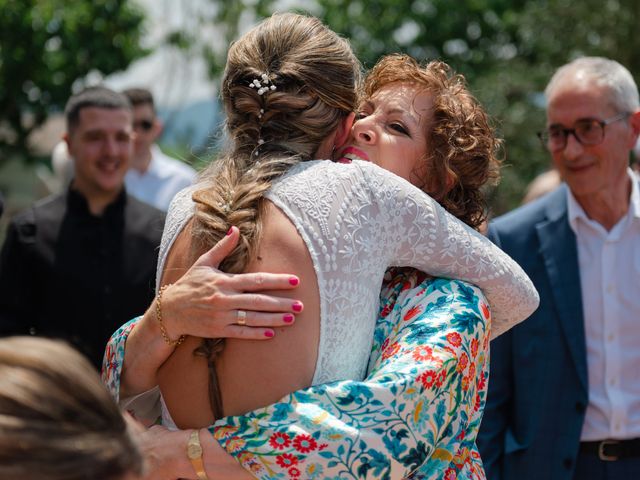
[118,226,302,398]
[161,226,303,341]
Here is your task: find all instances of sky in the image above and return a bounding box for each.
[105,0,219,109]
[104,0,316,109]
[105,0,314,109]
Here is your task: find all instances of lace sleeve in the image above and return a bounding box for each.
[155,186,196,292]
[355,162,538,339]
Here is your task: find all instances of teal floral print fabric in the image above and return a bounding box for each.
[102,270,490,479]
[102,317,138,402]
[211,270,490,479]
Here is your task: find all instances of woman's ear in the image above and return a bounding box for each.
[416,159,455,197]
[333,112,356,149]
[445,171,456,192]
[435,160,456,194]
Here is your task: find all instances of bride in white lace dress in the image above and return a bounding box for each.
[116,13,538,435]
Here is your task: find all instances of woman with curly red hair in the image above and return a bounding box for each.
[346,53,501,230]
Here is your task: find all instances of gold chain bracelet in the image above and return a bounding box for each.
[155,284,186,346]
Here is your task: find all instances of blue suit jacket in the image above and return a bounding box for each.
[477,185,589,480]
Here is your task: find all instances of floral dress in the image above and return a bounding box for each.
[103,270,490,480]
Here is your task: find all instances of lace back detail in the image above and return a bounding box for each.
[160,161,538,392]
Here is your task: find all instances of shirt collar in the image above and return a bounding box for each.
[630,169,640,218]
[567,168,640,233]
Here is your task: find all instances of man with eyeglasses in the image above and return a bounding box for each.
[478,57,640,480]
[0,87,165,369]
[122,88,197,211]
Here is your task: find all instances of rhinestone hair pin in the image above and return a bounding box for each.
[254,138,265,156]
[219,189,234,213]
[249,73,277,95]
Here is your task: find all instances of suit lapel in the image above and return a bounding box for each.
[535,188,588,392]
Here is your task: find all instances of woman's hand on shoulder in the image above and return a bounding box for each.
[161,226,303,341]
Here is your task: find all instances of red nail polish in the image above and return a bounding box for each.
[264,330,274,338]
[283,314,294,323]
[292,302,303,312]
[226,227,233,236]
[289,277,299,286]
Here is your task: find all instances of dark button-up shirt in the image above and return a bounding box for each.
[0,188,165,368]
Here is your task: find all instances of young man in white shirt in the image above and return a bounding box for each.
[123,88,197,211]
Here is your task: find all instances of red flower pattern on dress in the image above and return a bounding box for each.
[103,345,117,373]
[276,453,298,468]
[447,332,462,347]
[380,303,393,318]
[417,370,437,389]
[480,302,490,320]
[454,447,469,467]
[412,345,434,361]
[288,467,301,478]
[404,305,422,321]
[461,375,470,392]
[293,434,317,453]
[436,369,447,388]
[474,392,482,412]
[443,345,456,357]
[478,371,486,390]
[457,352,469,373]
[468,362,476,380]
[382,342,401,360]
[269,432,291,450]
[470,338,479,358]
[444,467,457,480]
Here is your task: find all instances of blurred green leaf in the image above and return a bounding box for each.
[0,0,148,162]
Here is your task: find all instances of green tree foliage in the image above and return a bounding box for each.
[196,0,640,212]
[0,0,148,161]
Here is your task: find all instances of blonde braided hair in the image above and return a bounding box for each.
[189,12,360,418]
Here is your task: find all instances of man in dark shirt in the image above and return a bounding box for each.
[0,87,165,368]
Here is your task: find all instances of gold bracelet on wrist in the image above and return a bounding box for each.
[155,284,186,346]
[187,429,209,480]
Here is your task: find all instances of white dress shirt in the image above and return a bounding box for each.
[568,169,640,441]
[125,145,197,211]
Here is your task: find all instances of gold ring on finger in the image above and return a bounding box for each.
[236,310,247,326]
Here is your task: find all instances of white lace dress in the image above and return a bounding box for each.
[158,160,538,388]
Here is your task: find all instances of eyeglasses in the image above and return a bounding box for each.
[537,112,630,152]
[133,119,154,132]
